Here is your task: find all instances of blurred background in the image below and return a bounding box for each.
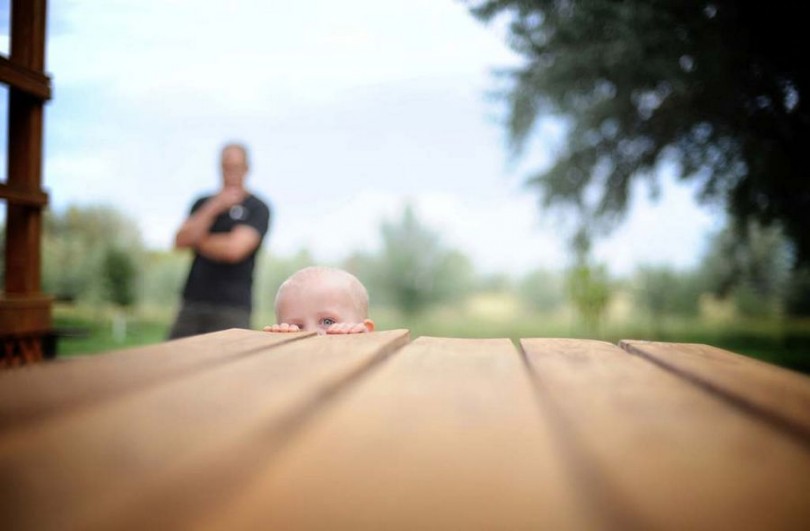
[1,0,808,372]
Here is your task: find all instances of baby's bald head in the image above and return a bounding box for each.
[274,267,370,328]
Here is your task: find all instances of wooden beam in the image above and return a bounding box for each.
[4,0,48,299]
[0,183,48,206]
[10,0,48,71]
[4,92,44,295]
[0,56,52,100]
[2,0,50,364]
[0,294,52,335]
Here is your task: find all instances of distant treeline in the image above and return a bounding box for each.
[2,204,809,325]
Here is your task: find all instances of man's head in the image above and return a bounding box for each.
[274,266,374,334]
[220,143,249,189]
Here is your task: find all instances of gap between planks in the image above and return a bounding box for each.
[0,330,409,531]
[620,340,810,449]
[520,338,810,531]
[197,336,595,531]
[0,329,316,432]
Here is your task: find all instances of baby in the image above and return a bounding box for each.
[264,266,375,335]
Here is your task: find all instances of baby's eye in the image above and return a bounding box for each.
[320,318,337,327]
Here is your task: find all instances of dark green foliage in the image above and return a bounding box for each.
[101,246,138,308]
[466,0,810,265]
[566,262,611,332]
[784,267,810,317]
[699,220,791,316]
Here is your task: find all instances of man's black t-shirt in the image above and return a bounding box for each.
[181,193,271,310]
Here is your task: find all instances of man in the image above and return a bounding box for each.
[168,142,271,339]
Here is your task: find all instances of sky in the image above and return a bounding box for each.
[1,0,722,276]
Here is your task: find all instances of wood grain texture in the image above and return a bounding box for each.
[0,56,51,100]
[0,330,408,530]
[522,338,810,531]
[0,329,313,430]
[205,337,594,531]
[621,340,810,444]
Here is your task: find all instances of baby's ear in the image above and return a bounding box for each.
[363,319,375,332]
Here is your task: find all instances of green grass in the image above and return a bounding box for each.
[54,309,170,357]
[53,301,810,375]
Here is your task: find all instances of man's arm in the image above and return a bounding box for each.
[195,225,262,263]
[174,189,244,249]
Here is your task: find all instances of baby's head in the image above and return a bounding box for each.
[273,266,375,334]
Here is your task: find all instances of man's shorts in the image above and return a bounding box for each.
[167,301,252,339]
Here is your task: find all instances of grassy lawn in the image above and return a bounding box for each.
[54,308,170,357]
[53,301,810,375]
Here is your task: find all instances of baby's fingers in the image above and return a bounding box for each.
[263,323,300,333]
[325,322,369,334]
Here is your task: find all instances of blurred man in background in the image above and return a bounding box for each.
[168,142,271,338]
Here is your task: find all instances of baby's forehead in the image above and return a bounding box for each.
[278,275,353,304]
[292,271,349,292]
[275,267,368,317]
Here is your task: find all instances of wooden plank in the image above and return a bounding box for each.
[0,330,408,531]
[6,0,48,294]
[0,56,51,100]
[10,0,48,72]
[201,337,594,531]
[3,199,44,294]
[620,340,810,442]
[0,293,51,335]
[4,0,49,339]
[0,328,314,430]
[522,338,810,531]
[0,182,49,206]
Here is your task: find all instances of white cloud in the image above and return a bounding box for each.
[33,0,722,280]
[47,0,517,115]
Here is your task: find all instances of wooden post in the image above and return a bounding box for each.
[1,0,51,364]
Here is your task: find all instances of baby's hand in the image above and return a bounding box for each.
[263,323,301,333]
[325,322,370,335]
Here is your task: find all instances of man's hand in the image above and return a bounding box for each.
[174,188,247,249]
[208,187,246,214]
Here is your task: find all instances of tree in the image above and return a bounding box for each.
[785,267,810,317]
[558,224,612,333]
[101,246,139,308]
[101,246,140,342]
[633,266,702,333]
[349,204,474,316]
[566,262,611,334]
[42,205,144,304]
[466,0,810,265]
[699,220,792,317]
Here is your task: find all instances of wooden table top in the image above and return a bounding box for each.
[1,329,809,530]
